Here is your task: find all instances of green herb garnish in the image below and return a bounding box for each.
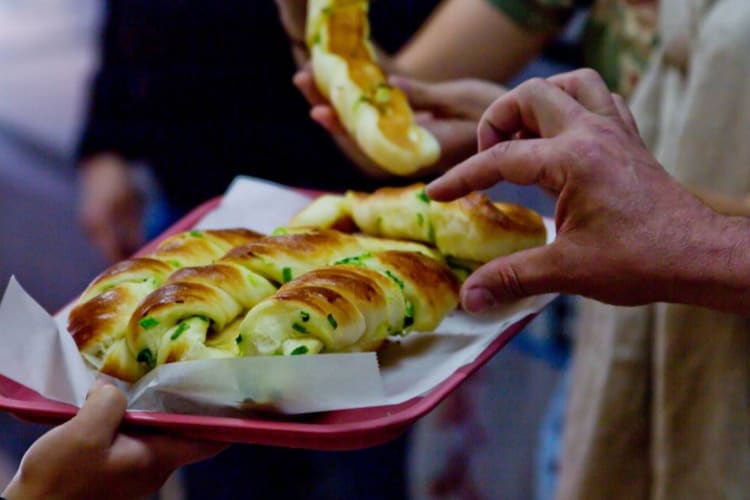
[282,267,293,283]
[327,314,338,330]
[189,230,203,237]
[137,348,156,369]
[385,270,405,289]
[167,260,182,268]
[427,222,436,243]
[403,300,415,329]
[236,334,243,345]
[374,84,391,104]
[333,253,372,266]
[417,189,430,203]
[272,227,289,236]
[300,311,310,322]
[170,322,190,340]
[292,323,308,334]
[139,317,159,330]
[291,346,309,356]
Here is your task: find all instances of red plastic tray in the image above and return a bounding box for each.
[0,195,539,451]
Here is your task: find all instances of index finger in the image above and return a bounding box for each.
[427,137,565,201]
[477,77,584,152]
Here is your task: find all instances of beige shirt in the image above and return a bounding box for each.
[559,1,750,498]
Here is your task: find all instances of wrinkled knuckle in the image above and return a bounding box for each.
[577,67,603,84]
[491,265,528,299]
[524,77,549,94]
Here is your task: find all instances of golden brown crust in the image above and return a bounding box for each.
[205,228,264,250]
[459,193,546,237]
[79,258,173,304]
[289,267,387,311]
[69,283,152,354]
[274,285,361,326]
[429,193,547,262]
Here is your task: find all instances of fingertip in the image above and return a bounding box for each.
[461,287,497,313]
[424,178,451,201]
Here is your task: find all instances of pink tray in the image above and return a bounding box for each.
[0,196,539,451]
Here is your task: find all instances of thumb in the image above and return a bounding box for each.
[460,244,563,312]
[69,382,128,446]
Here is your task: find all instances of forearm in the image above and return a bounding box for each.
[688,186,750,218]
[393,0,551,81]
[664,210,750,314]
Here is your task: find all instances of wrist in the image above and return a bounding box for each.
[667,208,750,313]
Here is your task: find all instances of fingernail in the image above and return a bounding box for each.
[463,288,496,313]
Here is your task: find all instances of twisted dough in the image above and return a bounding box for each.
[68,228,262,381]
[128,229,441,372]
[239,250,460,356]
[289,183,548,265]
[306,0,440,174]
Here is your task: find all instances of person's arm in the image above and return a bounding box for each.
[426,69,750,316]
[2,381,225,500]
[276,0,559,82]
[393,0,554,81]
[687,187,750,218]
[76,2,149,262]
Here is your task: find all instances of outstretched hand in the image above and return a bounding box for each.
[293,67,502,177]
[427,69,722,312]
[3,380,226,500]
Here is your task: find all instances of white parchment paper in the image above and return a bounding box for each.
[0,176,556,414]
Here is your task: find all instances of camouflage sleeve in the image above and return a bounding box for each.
[486,0,588,33]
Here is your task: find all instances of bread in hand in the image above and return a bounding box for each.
[306,0,439,175]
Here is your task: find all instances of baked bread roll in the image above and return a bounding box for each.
[128,261,276,370]
[289,183,547,264]
[222,229,441,285]
[69,228,262,381]
[239,250,459,356]
[306,0,440,174]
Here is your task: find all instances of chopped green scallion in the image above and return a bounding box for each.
[327,314,338,330]
[282,267,293,283]
[170,322,190,340]
[139,317,159,330]
[137,348,156,369]
[291,346,309,356]
[385,270,405,289]
[300,311,310,322]
[292,323,308,334]
[417,189,430,203]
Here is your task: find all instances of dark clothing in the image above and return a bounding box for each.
[78,0,439,212]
